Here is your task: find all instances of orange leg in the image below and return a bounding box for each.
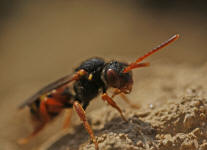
[44,98,71,129]
[62,109,73,129]
[73,101,99,150]
[120,93,140,109]
[46,98,63,107]
[112,89,140,109]
[46,98,64,113]
[102,93,127,121]
[18,100,50,145]
[45,98,74,130]
[18,122,46,144]
[39,99,51,122]
[111,89,122,98]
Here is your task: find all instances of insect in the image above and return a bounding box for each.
[18,34,179,150]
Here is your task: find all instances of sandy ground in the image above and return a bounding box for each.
[32,63,207,150]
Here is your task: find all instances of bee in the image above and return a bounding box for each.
[18,34,179,150]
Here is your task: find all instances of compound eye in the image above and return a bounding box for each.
[106,69,120,88]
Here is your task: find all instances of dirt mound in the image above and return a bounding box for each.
[43,64,207,150]
[78,95,207,150]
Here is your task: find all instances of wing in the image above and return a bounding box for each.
[18,73,74,109]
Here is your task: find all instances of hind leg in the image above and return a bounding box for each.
[17,122,46,144]
[18,100,50,144]
[62,109,73,129]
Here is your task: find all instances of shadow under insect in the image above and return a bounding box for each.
[48,114,156,150]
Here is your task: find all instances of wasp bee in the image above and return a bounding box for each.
[18,34,179,150]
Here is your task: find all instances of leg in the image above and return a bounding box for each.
[62,109,73,129]
[112,89,140,109]
[120,93,140,109]
[39,99,52,122]
[44,98,72,129]
[111,89,122,98]
[17,122,46,144]
[101,93,127,121]
[45,98,64,113]
[18,100,51,145]
[73,101,99,150]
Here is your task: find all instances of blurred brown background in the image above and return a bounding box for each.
[0,1,206,150]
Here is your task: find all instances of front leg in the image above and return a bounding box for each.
[120,93,140,109]
[101,93,127,121]
[112,89,140,109]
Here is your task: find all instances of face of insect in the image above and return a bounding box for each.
[103,61,133,94]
